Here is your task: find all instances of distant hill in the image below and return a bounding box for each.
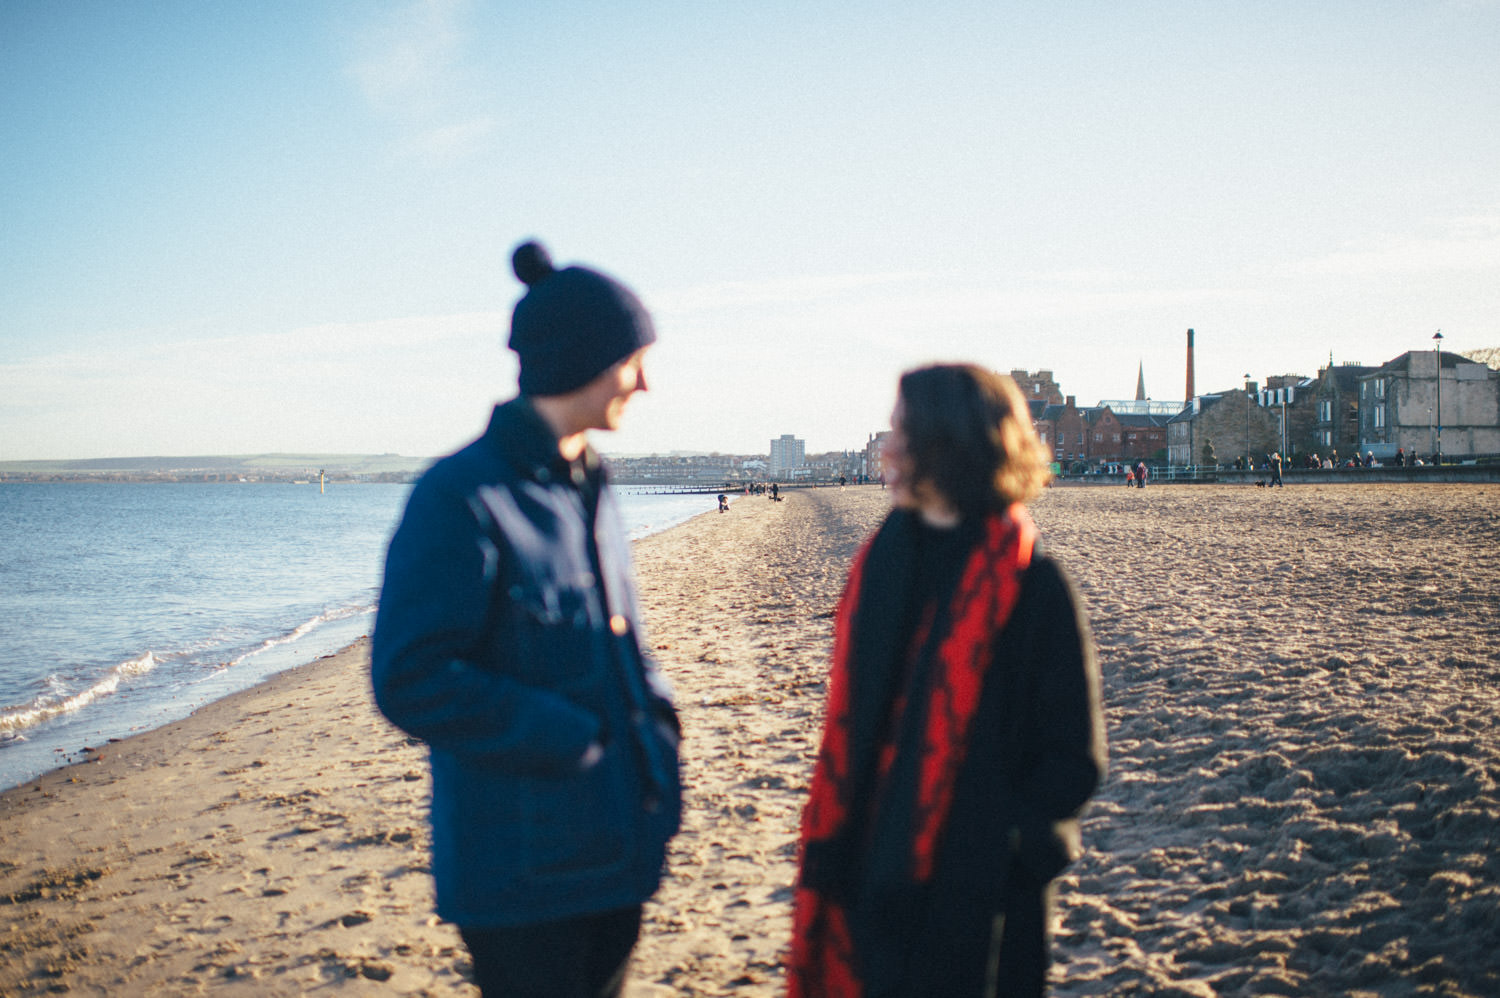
[0,453,433,477]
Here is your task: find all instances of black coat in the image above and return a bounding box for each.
[849,513,1106,998]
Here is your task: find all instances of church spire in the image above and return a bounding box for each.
[1136,361,1147,401]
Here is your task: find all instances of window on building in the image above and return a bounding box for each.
[1374,406,1385,429]
[1319,400,1332,422]
[1094,432,1102,442]
[1321,430,1333,446]
[1376,380,1386,399]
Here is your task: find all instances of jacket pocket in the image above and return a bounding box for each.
[520,747,631,880]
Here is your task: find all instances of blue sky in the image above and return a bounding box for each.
[3,0,1498,460]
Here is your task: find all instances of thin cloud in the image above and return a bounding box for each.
[655,272,930,314]
[401,115,498,165]
[0,312,514,460]
[659,271,1241,335]
[348,0,494,163]
[1294,214,1500,277]
[350,0,467,116]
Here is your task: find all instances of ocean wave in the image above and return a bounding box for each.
[226,604,374,668]
[0,651,159,734]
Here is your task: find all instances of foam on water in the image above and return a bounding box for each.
[0,652,160,734]
[0,482,722,790]
[227,603,375,668]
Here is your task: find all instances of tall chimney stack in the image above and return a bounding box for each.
[1185,328,1196,402]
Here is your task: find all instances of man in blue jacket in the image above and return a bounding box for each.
[372,241,681,998]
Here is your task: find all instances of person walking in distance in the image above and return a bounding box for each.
[371,241,681,998]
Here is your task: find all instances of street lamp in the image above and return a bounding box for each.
[1280,390,1288,463]
[1433,330,1443,465]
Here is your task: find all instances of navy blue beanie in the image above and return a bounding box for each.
[508,241,657,396]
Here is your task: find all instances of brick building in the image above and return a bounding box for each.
[1034,396,1087,465]
[1102,402,1176,462]
[1012,369,1064,409]
[1086,407,1124,459]
[1036,397,1177,468]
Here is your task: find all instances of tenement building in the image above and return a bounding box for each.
[1166,381,1281,467]
[1359,350,1500,461]
[1314,360,1380,457]
[863,431,889,482]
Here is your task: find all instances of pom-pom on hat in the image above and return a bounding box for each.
[507,241,656,396]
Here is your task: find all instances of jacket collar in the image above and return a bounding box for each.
[482,396,603,487]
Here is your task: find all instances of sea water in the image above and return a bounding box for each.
[0,481,727,790]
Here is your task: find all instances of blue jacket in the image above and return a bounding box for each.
[371,398,681,928]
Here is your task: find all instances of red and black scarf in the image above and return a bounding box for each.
[788,505,1037,998]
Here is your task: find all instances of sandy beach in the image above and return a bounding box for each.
[3,483,1498,996]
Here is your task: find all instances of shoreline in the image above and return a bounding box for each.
[0,487,720,794]
[3,483,1498,996]
[0,490,862,997]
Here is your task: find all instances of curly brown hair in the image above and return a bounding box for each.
[897,364,1052,516]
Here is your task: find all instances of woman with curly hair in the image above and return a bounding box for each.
[789,363,1106,998]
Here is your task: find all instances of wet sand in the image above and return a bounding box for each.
[2,483,1497,996]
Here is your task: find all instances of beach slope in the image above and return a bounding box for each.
[3,483,1498,996]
